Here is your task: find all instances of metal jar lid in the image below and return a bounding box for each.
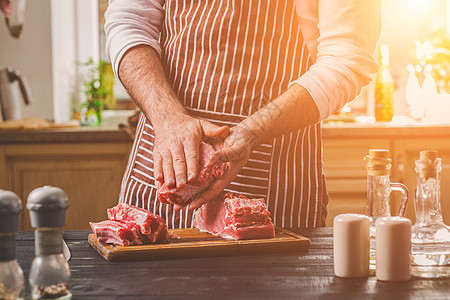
[27,186,69,228]
[0,190,22,233]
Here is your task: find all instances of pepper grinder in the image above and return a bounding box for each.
[0,190,25,300]
[27,186,72,300]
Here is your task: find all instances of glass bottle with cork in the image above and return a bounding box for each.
[411,150,450,278]
[27,186,72,300]
[0,190,25,300]
[364,149,409,267]
[374,44,395,122]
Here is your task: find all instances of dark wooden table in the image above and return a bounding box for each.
[16,229,450,299]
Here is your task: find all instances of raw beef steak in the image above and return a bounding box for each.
[90,203,169,246]
[194,192,275,240]
[89,220,145,246]
[108,203,169,242]
[158,142,227,206]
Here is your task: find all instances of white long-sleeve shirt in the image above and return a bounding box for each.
[105,0,381,121]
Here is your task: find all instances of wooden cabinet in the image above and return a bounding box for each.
[322,138,391,226]
[0,142,132,231]
[323,129,450,227]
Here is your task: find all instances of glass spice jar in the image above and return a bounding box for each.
[27,186,72,300]
[0,190,25,300]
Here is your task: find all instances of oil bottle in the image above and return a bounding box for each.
[411,150,450,278]
[364,149,409,269]
[374,44,395,122]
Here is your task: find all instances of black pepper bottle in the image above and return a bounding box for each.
[0,190,25,300]
[27,186,71,300]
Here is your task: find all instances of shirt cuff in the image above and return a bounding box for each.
[289,69,334,121]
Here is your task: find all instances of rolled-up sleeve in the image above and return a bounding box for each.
[104,0,164,77]
[293,0,381,121]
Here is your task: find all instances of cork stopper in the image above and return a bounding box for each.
[0,190,22,233]
[27,186,69,228]
[420,150,437,162]
[364,149,391,176]
[419,150,438,179]
[369,149,390,159]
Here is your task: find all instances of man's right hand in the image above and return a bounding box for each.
[117,45,229,190]
[153,115,229,189]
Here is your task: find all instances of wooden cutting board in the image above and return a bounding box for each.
[88,227,309,262]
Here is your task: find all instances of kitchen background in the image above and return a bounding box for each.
[1,0,449,121]
[1,0,449,230]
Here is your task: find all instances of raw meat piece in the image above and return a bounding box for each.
[107,203,169,243]
[194,195,227,235]
[89,220,145,246]
[158,142,227,206]
[194,192,275,240]
[90,204,169,246]
[150,216,170,243]
[223,193,271,227]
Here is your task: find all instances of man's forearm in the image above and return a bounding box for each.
[118,45,188,133]
[239,84,320,146]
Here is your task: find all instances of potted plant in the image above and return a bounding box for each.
[79,59,115,125]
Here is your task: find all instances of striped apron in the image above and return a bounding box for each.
[119,0,329,229]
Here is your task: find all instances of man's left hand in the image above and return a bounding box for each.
[181,125,257,211]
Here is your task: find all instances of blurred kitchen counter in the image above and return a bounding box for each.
[323,118,450,138]
[3,114,450,144]
[0,110,136,144]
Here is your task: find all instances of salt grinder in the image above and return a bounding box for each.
[334,214,370,278]
[27,186,72,300]
[375,217,411,281]
[0,190,25,299]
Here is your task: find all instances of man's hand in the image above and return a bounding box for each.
[117,45,229,188]
[186,125,255,211]
[0,0,11,18]
[153,115,229,189]
[186,83,320,211]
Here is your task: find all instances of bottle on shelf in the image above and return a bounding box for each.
[406,64,425,119]
[364,149,409,268]
[27,186,72,300]
[411,150,450,278]
[0,190,25,300]
[422,65,438,120]
[422,64,438,97]
[374,44,395,122]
